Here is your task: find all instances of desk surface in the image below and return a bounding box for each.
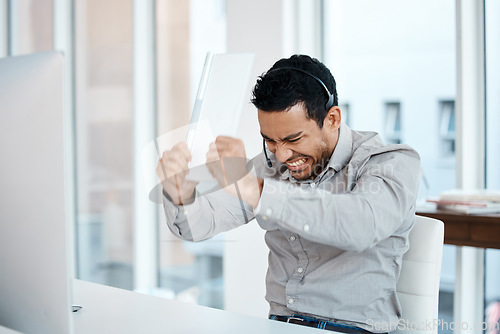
[73,279,329,334]
[417,209,500,249]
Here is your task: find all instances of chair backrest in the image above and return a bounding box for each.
[394,215,444,334]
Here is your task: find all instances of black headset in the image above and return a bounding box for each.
[262,67,335,168]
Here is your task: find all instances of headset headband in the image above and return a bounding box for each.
[267,67,335,110]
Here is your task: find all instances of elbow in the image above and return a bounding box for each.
[167,223,195,242]
[347,199,378,253]
[329,227,375,253]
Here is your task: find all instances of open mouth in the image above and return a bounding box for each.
[285,157,310,172]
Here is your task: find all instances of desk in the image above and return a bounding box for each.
[72,279,329,334]
[417,209,500,249]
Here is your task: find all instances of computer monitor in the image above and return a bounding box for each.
[185,52,254,181]
[0,52,73,334]
[147,53,254,202]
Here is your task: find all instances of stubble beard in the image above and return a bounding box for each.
[293,144,332,181]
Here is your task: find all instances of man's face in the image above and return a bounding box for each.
[258,103,341,180]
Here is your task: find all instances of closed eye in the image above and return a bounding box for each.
[287,137,301,143]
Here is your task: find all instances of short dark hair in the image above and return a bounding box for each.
[251,54,338,128]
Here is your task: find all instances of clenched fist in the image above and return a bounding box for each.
[206,136,264,207]
[205,136,249,187]
[156,142,198,205]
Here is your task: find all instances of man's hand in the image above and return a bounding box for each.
[156,142,198,205]
[206,136,263,207]
[206,136,248,187]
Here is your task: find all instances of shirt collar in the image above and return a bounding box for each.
[327,122,353,173]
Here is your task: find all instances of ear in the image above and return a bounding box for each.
[323,106,341,130]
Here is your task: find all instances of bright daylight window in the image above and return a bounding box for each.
[74,0,135,289]
[438,100,455,157]
[322,1,456,332]
[384,102,402,144]
[157,0,227,309]
[8,0,53,55]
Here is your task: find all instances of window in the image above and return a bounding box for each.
[339,102,351,127]
[438,100,455,157]
[6,0,231,310]
[322,0,456,330]
[8,0,53,55]
[384,102,402,144]
[156,0,227,309]
[74,0,134,290]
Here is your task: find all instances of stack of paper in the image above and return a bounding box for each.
[427,189,500,214]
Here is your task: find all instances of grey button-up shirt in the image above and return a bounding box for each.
[163,123,420,332]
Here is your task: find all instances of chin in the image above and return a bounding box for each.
[289,169,313,181]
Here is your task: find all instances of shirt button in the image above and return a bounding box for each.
[288,298,295,304]
[184,210,189,215]
[297,267,304,273]
[310,183,316,188]
[303,224,310,232]
[289,235,296,241]
[265,208,273,216]
[261,215,268,221]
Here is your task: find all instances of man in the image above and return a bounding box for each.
[157,55,420,333]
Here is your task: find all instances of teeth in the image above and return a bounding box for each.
[287,158,306,167]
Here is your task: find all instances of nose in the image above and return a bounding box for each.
[273,143,293,163]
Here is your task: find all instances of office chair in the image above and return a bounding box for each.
[394,215,444,334]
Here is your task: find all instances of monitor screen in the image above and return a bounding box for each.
[186,53,254,181]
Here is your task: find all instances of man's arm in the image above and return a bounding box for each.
[156,142,198,205]
[162,187,255,242]
[206,136,264,207]
[158,140,256,242]
[255,146,420,252]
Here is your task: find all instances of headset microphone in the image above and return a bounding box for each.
[263,139,272,167]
